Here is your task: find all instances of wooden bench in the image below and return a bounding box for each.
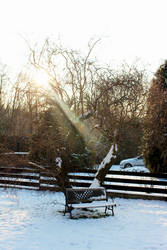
[64,187,116,218]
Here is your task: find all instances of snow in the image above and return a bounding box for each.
[79,110,92,120]
[98,144,117,171]
[1,152,29,155]
[90,144,117,188]
[0,188,167,250]
[90,177,100,188]
[71,200,114,209]
[110,164,150,173]
[55,157,62,168]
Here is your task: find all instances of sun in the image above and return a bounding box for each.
[32,68,50,90]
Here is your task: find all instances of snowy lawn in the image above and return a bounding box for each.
[0,189,167,250]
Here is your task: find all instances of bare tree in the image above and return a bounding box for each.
[26,38,101,116]
[84,63,148,161]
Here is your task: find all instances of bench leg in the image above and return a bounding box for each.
[64,207,66,216]
[68,207,73,219]
[108,206,114,216]
[69,208,74,219]
[64,205,68,216]
[111,206,114,216]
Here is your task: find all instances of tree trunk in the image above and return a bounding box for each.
[90,144,117,188]
[29,159,71,193]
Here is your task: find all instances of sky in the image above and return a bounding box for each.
[0,0,167,78]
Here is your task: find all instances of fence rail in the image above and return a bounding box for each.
[0,166,167,200]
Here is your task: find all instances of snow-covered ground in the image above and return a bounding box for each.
[110,164,150,172]
[0,189,167,250]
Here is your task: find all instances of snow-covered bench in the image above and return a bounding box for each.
[64,187,116,218]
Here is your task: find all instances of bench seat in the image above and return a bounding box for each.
[71,201,115,209]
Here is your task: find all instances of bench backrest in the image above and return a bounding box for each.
[65,187,107,204]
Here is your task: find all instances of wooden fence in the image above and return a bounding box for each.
[0,166,167,201]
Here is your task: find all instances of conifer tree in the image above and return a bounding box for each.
[143,61,167,172]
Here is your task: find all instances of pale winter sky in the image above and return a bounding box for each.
[0,0,167,77]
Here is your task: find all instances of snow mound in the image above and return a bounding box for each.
[111,165,150,173]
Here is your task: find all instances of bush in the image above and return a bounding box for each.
[29,106,95,170]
